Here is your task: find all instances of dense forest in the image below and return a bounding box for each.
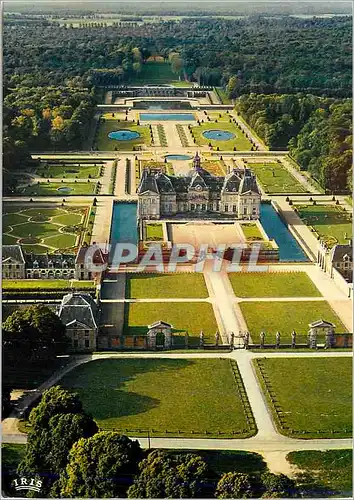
[235,94,352,192]
[3,16,352,95]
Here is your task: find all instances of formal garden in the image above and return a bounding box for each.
[124,301,217,343]
[33,160,104,179]
[19,181,99,196]
[228,272,321,298]
[295,204,352,247]
[245,161,305,193]
[240,300,346,343]
[125,273,208,298]
[191,121,253,151]
[95,114,151,151]
[254,357,352,438]
[60,358,256,438]
[3,204,94,253]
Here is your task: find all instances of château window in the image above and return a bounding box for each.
[233,205,237,212]
[202,204,206,211]
[85,339,90,348]
[225,205,228,212]
[191,204,195,210]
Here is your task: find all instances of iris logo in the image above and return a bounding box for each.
[13,477,42,493]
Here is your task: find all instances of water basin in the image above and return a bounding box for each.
[57,187,73,194]
[202,129,235,141]
[140,113,195,121]
[260,203,309,262]
[109,202,138,264]
[165,154,193,161]
[108,130,140,141]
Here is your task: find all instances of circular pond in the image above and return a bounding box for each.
[57,186,73,194]
[202,129,235,141]
[165,154,193,161]
[108,130,140,141]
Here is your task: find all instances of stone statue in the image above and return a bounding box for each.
[185,331,189,348]
[199,330,204,348]
[260,331,265,348]
[230,332,235,349]
[309,329,317,349]
[244,331,249,349]
[215,331,220,347]
[291,331,296,348]
[275,331,281,348]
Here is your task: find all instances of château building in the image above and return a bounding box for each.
[137,153,261,220]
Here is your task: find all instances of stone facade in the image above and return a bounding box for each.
[58,292,99,351]
[137,153,261,220]
[2,245,26,279]
[317,240,353,282]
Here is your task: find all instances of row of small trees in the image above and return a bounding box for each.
[6,385,302,498]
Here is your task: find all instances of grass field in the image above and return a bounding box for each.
[246,162,305,193]
[228,272,321,298]
[240,300,346,342]
[96,118,151,151]
[192,122,252,151]
[254,357,352,438]
[126,273,208,298]
[3,205,91,253]
[296,204,352,247]
[60,358,256,438]
[2,280,95,290]
[286,450,352,496]
[240,223,264,241]
[20,182,97,196]
[35,163,101,179]
[202,160,226,175]
[129,61,177,84]
[125,302,217,343]
[145,224,164,241]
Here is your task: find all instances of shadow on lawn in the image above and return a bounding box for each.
[62,358,193,421]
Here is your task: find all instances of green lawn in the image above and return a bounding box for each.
[286,450,352,497]
[246,162,305,193]
[254,357,352,438]
[3,279,95,290]
[192,122,252,151]
[129,61,176,84]
[35,164,101,179]
[240,223,264,241]
[203,160,226,175]
[20,182,97,196]
[145,223,164,241]
[60,358,256,438]
[296,204,352,247]
[125,302,217,343]
[240,300,347,343]
[3,205,91,253]
[126,273,208,299]
[228,272,321,298]
[96,119,151,151]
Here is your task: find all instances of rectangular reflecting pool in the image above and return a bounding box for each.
[109,202,137,263]
[260,203,309,262]
[140,113,195,121]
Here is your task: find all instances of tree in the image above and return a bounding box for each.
[57,432,142,498]
[127,450,210,498]
[18,387,98,494]
[226,76,240,99]
[216,472,256,498]
[261,472,298,498]
[2,384,12,418]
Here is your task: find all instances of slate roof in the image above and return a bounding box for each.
[239,172,260,195]
[148,320,173,328]
[309,319,335,328]
[26,253,76,268]
[137,168,159,194]
[330,244,353,263]
[58,292,98,329]
[2,245,25,264]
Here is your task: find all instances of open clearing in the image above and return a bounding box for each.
[60,358,256,438]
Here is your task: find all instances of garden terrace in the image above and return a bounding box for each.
[125,273,208,299]
[295,204,352,247]
[95,116,151,151]
[124,302,217,344]
[3,205,94,253]
[60,358,256,438]
[19,182,99,196]
[144,224,164,241]
[245,162,305,194]
[254,357,352,438]
[191,121,252,151]
[228,272,321,298]
[34,161,103,179]
[240,300,346,343]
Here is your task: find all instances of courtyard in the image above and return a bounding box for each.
[2,205,94,253]
[254,357,352,438]
[169,222,245,248]
[60,358,256,438]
